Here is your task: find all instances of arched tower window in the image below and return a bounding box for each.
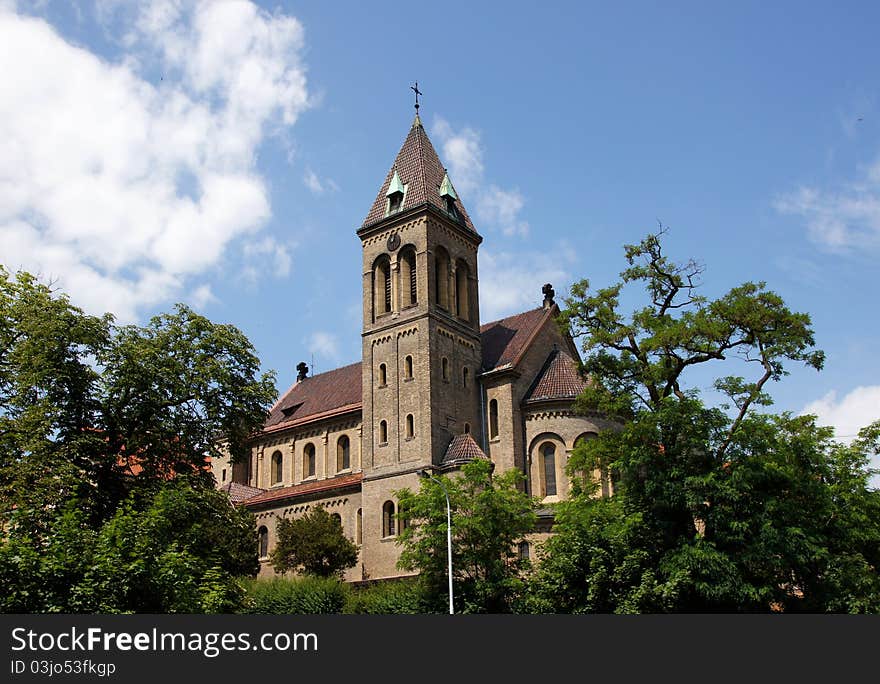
[382,501,396,537]
[455,260,470,321]
[356,508,363,545]
[434,246,450,309]
[404,355,414,380]
[489,399,499,439]
[378,363,387,387]
[271,450,283,485]
[441,357,449,381]
[303,443,316,478]
[258,526,269,558]
[400,246,417,307]
[374,255,392,317]
[331,512,342,527]
[337,434,351,472]
[541,442,557,497]
[462,367,469,388]
[379,420,388,444]
[406,414,414,439]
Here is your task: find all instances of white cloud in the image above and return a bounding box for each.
[0,2,310,322]
[305,331,340,364]
[775,158,880,252]
[303,168,338,195]
[240,236,293,286]
[802,385,880,487]
[431,117,529,237]
[802,386,880,442]
[477,186,529,238]
[190,283,216,308]
[479,247,573,322]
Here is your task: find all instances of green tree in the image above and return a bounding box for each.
[0,267,275,612]
[527,231,880,613]
[395,458,538,613]
[271,506,359,578]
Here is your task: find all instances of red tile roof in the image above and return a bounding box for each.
[262,307,555,431]
[243,473,363,507]
[219,482,265,504]
[361,116,476,233]
[524,350,588,403]
[441,433,488,466]
[479,306,553,373]
[264,362,362,431]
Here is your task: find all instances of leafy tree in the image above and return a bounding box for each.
[271,506,359,578]
[527,231,880,613]
[395,458,538,613]
[0,267,275,612]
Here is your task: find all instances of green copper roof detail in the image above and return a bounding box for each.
[386,169,405,197]
[439,172,457,200]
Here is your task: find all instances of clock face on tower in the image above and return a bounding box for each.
[386,233,401,251]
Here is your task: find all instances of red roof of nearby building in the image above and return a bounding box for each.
[441,433,489,466]
[263,306,556,432]
[361,115,476,233]
[480,306,553,373]
[243,472,363,507]
[219,482,265,504]
[524,349,588,403]
[264,362,362,431]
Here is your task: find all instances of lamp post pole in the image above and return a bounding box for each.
[419,469,453,615]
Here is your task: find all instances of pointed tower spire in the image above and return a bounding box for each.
[361,114,478,234]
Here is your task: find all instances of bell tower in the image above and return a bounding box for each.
[357,109,483,578]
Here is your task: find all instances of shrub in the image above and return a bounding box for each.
[240,576,349,614]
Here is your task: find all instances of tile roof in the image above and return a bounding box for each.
[219,482,265,504]
[264,362,362,431]
[243,473,363,508]
[479,306,553,373]
[362,116,476,233]
[524,349,588,403]
[262,307,555,430]
[441,433,489,467]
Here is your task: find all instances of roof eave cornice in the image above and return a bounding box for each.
[358,202,482,245]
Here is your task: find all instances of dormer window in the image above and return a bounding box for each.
[439,171,458,218]
[385,170,406,216]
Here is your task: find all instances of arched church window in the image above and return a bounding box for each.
[271,450,283,485]
[400,247,417,307]
[404,355,414,380]
[462,367,469,388]
[434,247,450,309]
[356,508,363,545]
[406,414,414,439]
[541,442,557,497]
[455,260,470,321]
[379,420,388,444]
[379,363,387,387]
[258,526,269,558]
[303,443,316,478]
[441,357,449,381]
[374,255,392,317]
[489,399,499,440]
[382,501,396,537]
[337,435,351,472]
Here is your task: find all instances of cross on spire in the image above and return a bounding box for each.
[411,81,422,112]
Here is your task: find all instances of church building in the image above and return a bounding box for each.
[212,109,615,581]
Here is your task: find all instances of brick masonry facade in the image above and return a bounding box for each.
[213,115,607,580]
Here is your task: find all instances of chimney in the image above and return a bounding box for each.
[542,283,555,310]
[296,362,309,381]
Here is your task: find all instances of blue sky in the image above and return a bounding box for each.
[2,1,878,451]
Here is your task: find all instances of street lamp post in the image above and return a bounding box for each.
[418,469,453,615]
